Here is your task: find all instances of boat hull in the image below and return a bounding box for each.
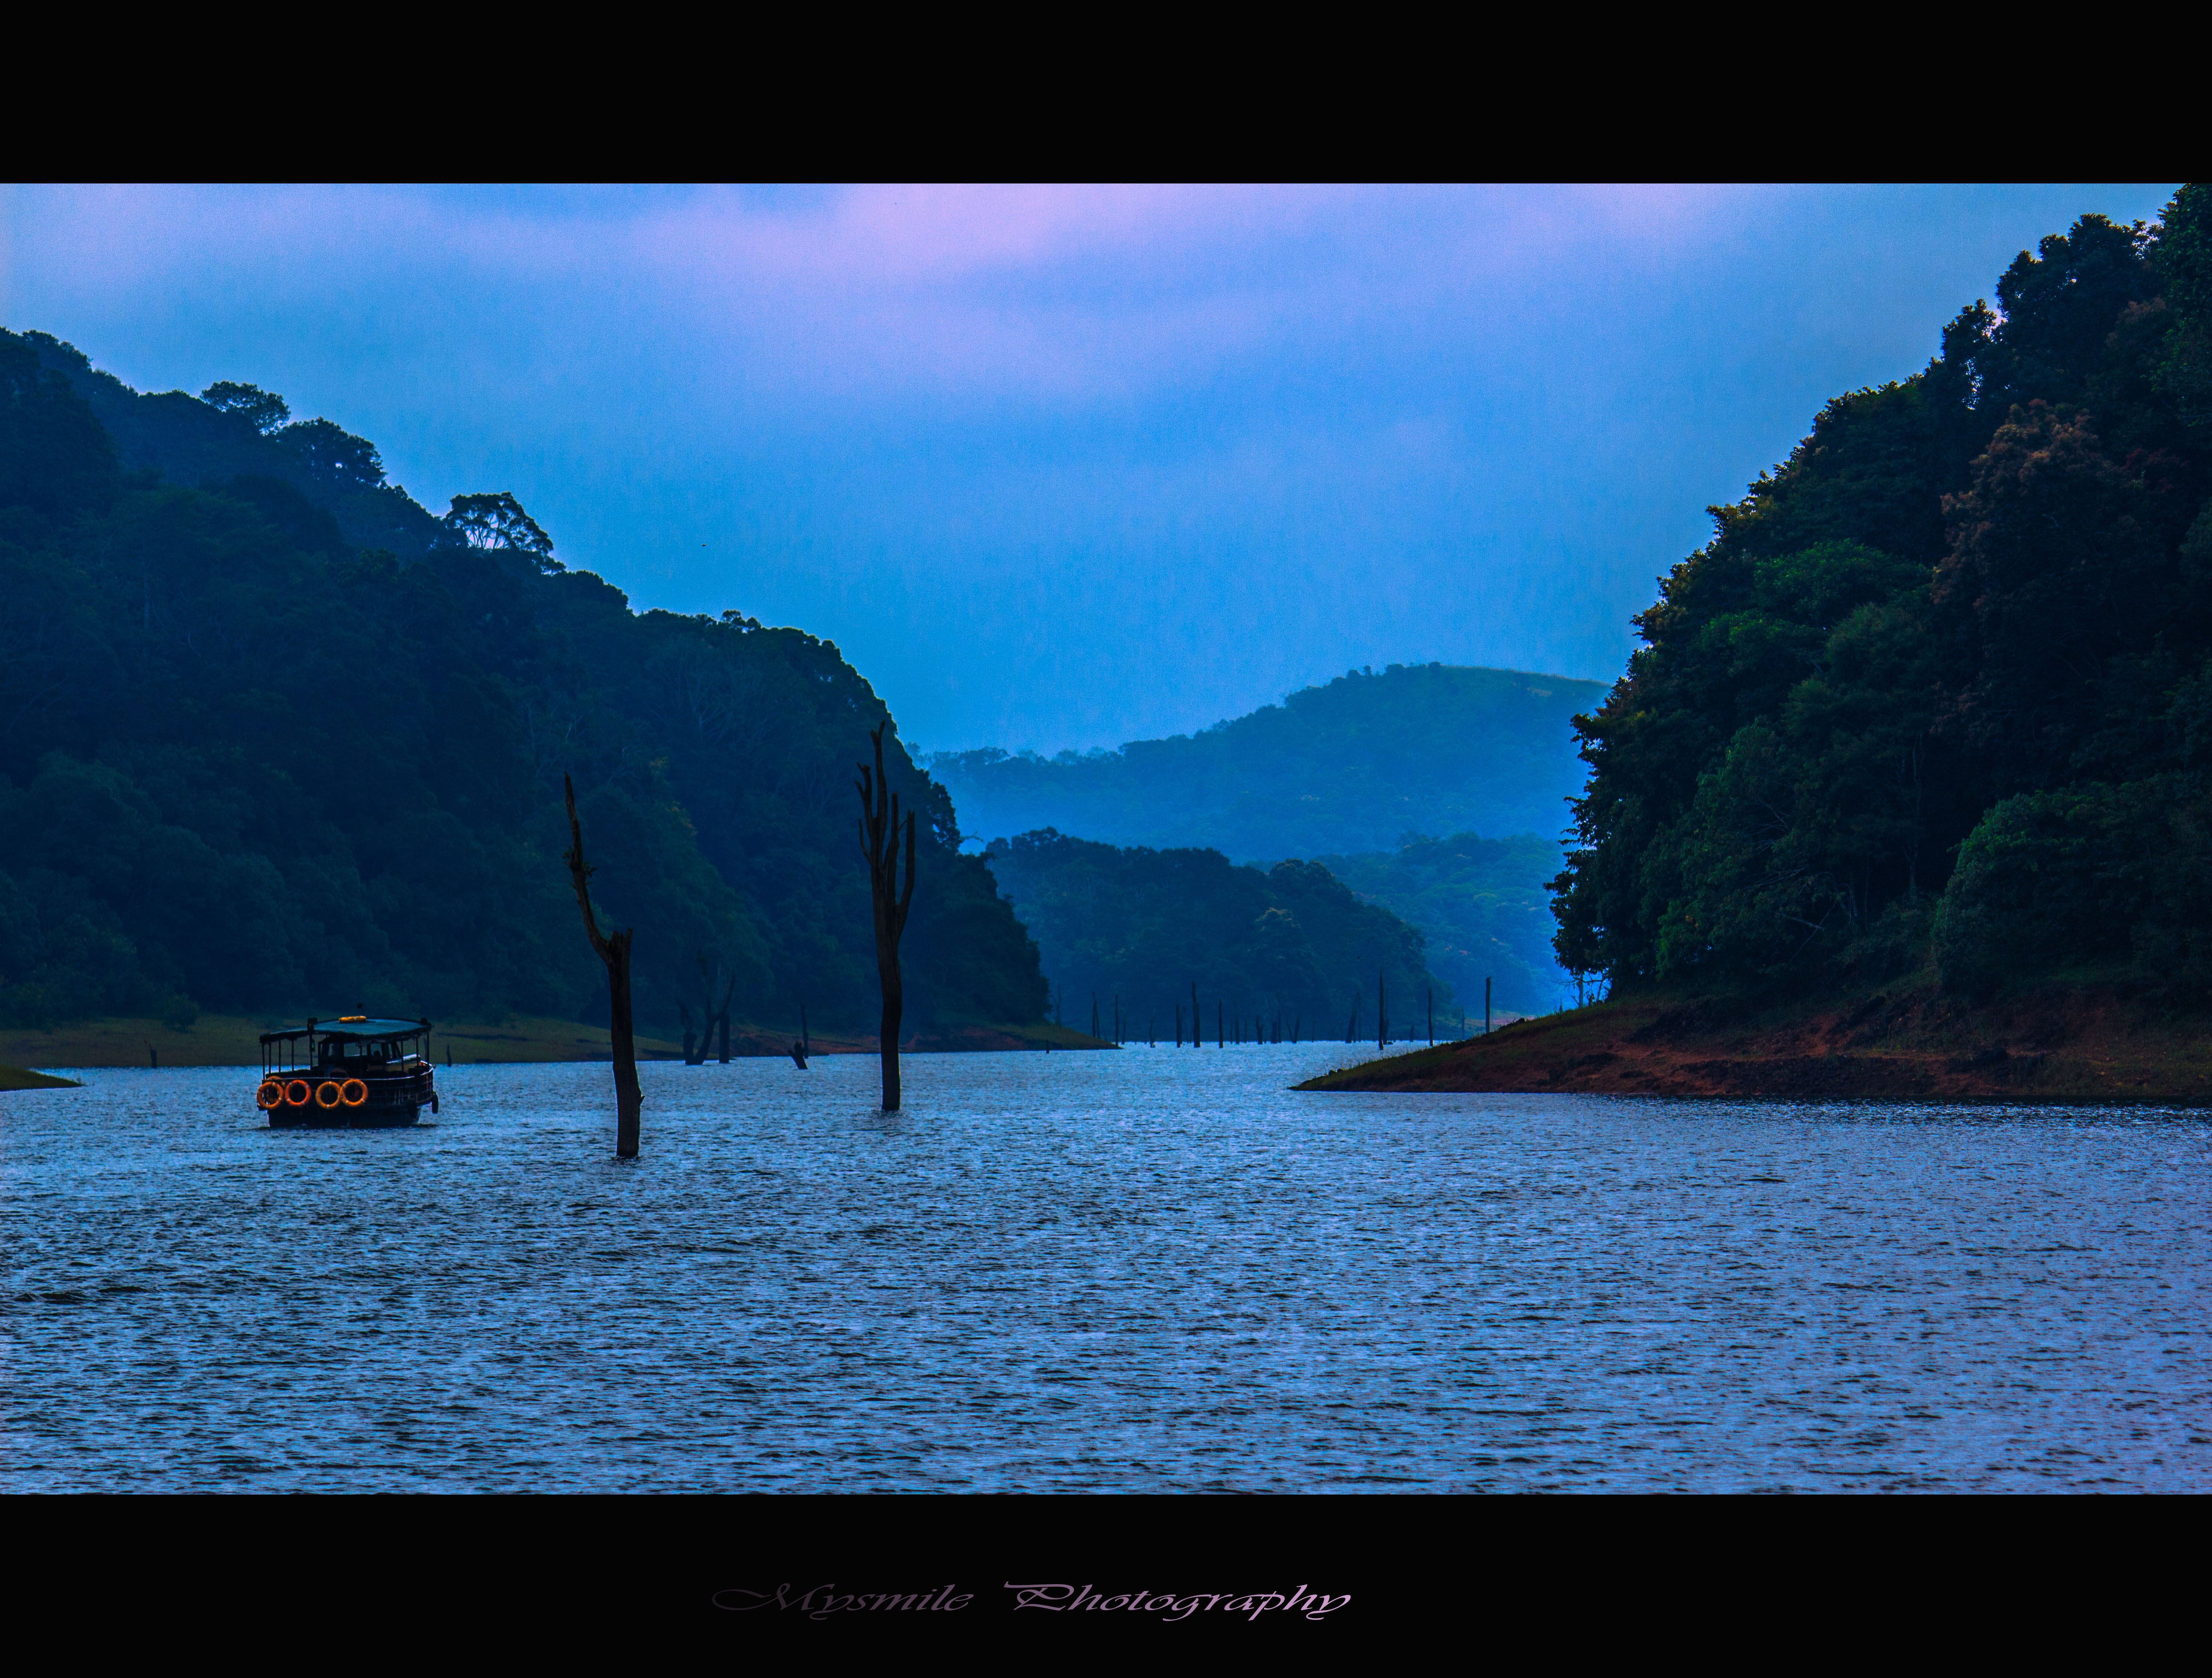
[259,1070,438,1128]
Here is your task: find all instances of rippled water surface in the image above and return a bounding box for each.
[6,1048,2209,1491]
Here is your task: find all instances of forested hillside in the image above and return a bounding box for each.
[932,663,1604,861]
[984,830,1447,1041]
[1553,188,2212,1004]
[1306,832,1565,1014]
[0,329,1048,1035]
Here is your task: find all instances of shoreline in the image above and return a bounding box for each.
[1296,984,2212,1106]
[0,1013,1114,1070]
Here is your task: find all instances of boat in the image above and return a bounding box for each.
[257,1016,440,1127]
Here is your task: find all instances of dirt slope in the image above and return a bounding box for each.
[1298,984,2212,1105]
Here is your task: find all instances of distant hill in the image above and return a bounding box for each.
[1304,833,1568,1016]
[930,663,1606,862]
[982,830,1447,1042]
[0,328,1046,1038]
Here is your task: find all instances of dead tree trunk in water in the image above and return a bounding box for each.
[856,724,917,1111]
[564,773,641,1157]
[693,953,735,1067]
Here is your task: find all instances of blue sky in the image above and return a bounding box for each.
[0,183,2180,753]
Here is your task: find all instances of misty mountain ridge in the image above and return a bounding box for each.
[931,663,1606,862]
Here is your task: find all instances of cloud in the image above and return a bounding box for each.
[0,182,2181,753]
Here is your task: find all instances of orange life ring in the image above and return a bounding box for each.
[285,1079,311,1105]
[256,1079,285,1109]
[340,1079,368,1107]
[314,1080,343,1108]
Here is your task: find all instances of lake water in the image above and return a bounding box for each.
[5,1047,2208,1492]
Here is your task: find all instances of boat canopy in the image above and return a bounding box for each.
[261,1017,432,1045]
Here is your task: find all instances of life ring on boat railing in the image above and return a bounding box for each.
[284,1079,311,1105]
[340,1079,368,1107]
[314,1080,343,1108]
[256,1079,285,1109]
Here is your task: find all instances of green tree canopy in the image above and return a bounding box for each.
[1552,189,2212,1003]
[200,381,291,435]
[0,328,1047,1037]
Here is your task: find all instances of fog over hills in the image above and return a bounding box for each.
[934,663,1599,1013]
[931,663,1604,863]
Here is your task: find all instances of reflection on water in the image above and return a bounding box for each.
[5,1047,2208,1491]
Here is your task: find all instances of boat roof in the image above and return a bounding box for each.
[260,1016,432,1044]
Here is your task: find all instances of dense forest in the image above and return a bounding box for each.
[1553,187,2212,1004]
[1306,832,1565,1014]
[984,829,1449,1042]
[932,663,1604,861]
[0,329,1048,1035]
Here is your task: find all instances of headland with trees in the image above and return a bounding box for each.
[1313,187,2212,1102]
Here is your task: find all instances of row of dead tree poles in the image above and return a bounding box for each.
[1229,1009,1301,1044]
[1336,978,1479,1048]
[1166,981,1228,1047]
[857,723,917,1111]
[1159,992,1323,1047]
[563,773,641,1159]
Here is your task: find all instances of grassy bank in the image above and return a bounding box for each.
[1,1062,82,1090]
[0,1014,1114,1068]
[1297,980,2212,1106]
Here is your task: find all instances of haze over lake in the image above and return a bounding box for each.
[7,1053,2206,1492]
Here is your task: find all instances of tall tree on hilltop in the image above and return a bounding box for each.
[442,491,562,572]
[199,381,291,435]
[564,773,642,1157]
[857,724,917,1110]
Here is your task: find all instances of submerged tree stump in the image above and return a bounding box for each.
[856,724,917,1111]
[563,773,641,1158]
